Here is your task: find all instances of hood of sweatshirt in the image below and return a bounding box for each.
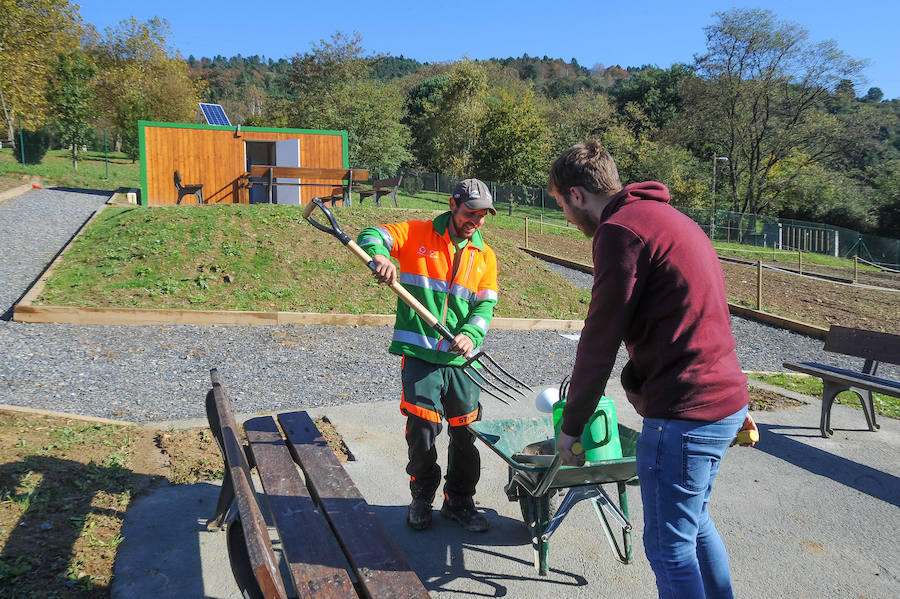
[601,181,671,222]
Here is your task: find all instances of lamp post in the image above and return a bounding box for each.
[711,156,728,240]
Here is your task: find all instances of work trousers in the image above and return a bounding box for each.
[401,356,482,503]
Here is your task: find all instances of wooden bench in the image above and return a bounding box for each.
[355,176,403,207]
[205,368,428,599]
[783,326,900,438]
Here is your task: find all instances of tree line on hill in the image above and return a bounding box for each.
[1,1,897,236]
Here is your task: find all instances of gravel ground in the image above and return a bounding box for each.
[1,188,893,424]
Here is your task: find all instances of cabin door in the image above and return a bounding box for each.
[245,141,274,204]
[274,139,302,205]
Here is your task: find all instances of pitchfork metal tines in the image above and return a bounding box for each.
[302,197,533,405]
[460,349,533,405]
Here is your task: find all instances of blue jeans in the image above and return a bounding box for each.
[636,406,747,599]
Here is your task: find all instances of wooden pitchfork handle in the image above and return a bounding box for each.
[302,198,456,343]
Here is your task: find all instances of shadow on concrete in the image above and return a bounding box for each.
[755,422,900,507]
[113,480,232,599]
[371,504,589,596]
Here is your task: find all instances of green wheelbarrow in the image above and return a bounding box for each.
[468,417,640,576]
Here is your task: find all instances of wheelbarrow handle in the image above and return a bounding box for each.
[303,198,452,340]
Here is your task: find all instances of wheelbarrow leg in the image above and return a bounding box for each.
[593,481,633,564]
[519,492,552,576]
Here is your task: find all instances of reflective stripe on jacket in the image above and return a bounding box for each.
[357,211,498,366]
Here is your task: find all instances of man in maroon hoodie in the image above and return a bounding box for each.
[548,140,757,598]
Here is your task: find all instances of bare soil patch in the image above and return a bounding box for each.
[0,410,343,597]
[519,229,899,334]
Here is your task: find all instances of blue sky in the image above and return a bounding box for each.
[75,1,899,100]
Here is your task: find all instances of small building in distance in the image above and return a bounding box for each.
[138,118,348,206]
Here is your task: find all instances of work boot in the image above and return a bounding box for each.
[440,496,489,532]
[407,499,432,531]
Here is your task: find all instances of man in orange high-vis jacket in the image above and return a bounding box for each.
[357,178,499,532]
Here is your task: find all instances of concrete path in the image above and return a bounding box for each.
[112,380,900,598]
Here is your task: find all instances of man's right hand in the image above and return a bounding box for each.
[371,254,397,285]
[557,431,585,466]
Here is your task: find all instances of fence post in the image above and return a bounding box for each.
[798,249,802,275]
[18,117,25,164]
[524,217,529,249]
[540,212,544,234]
[103,129,109,180]
[757,260,763,310]
[854,255,859,284]
[773,242,776,262]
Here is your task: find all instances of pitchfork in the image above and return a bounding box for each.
[303,197,532,405]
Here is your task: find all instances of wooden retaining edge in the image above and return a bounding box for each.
[0,402,139,427]
[727,304,828,339]
[520,246,593,273]
[12,302,584,330]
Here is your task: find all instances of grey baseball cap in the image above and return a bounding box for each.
[452,178,496,215]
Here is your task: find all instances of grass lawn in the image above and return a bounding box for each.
[34,204,592,319]
[749,372,899,419]
[0,148,140,192]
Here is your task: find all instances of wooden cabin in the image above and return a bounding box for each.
[138,121,348,206]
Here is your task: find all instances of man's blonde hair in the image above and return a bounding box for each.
[548,140,622,199]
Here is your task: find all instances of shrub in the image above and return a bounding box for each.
[13,129,52,164]
[400,172,423,196]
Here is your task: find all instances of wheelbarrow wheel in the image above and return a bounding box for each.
[506,465,561,527]
[518,489,562,527]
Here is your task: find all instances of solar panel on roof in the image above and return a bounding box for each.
[198,103,231,126]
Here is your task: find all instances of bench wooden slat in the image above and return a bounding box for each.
[782,361,900,396]
[209,372,289,599]
[824,325,900,366]
[244,416,357,599]
[278,411,430,599]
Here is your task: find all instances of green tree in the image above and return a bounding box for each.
[285,31,411,170]
[473,89,550,187]
[85,17,200,151]
[47,50,97,170]
[0,0,80,140]
[609,64,689,135]
[286,31,370,127]
[404,73,450,169]
[332,80,412,172]
[116,92,151,162]
[541,90,617,161]
[421,61,488,176]
[682,8,866,215]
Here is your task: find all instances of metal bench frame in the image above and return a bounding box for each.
[783,326,900,437]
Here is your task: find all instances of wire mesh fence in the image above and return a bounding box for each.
[389,167,900,268]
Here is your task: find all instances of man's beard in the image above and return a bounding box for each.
[568,202,598,237]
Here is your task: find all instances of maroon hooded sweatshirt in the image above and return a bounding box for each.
[561,182,749,437]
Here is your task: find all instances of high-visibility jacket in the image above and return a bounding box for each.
[357,211,498,366]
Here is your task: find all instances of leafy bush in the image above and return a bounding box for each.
[400,172,423,196]
[13,129,52,164]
